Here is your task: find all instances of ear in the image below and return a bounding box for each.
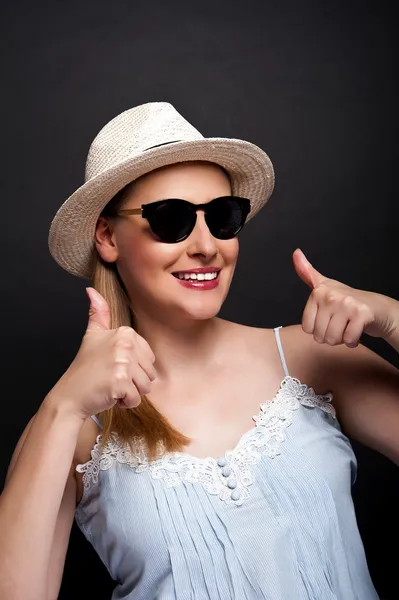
[94,216,119,264]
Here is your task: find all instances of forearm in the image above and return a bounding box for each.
[385,329,399,354]
[382,296,399,354]
[0,395,84,600]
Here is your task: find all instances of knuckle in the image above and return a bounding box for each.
[113,369,130,383]
[115,326,136,343]
[342,295,355,309]
[117,325,133,335]
[313,283,328,298]
[114,338,135,351]
[325,290,337,305]
[113,330,136,350]
[358,303,372,318]
[311,288,321,302]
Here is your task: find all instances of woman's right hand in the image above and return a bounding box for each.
[48,287,157,420]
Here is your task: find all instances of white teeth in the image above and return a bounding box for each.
[175,272,218,280]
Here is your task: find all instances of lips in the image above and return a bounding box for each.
[172,267,221,280]
[172,268,221,290]
[172,267,220,275]
[173,272,219,282]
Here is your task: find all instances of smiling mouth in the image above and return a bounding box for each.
[172,271,220,281]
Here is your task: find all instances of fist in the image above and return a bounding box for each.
[293,248,397,348]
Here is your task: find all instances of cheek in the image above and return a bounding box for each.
[117,233,181,282]
[221,238,239,265]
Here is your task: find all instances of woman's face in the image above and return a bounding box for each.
[96,161,239,323]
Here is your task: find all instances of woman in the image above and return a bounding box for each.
[1,102,398,600]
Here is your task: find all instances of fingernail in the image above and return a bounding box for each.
[346,342,358,349]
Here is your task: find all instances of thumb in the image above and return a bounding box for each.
[292,248,325,289]
[85,287,111,331]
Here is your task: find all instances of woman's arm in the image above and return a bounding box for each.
[381,296,399,353]
[0,395,85,600]
[283,322,399,463]
[319,340,399,464]
[291,248,399,463]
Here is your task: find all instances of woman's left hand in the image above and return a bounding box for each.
[293,248,399,348]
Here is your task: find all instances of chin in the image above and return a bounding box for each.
[188,308,221,321]
[173,298,223,322]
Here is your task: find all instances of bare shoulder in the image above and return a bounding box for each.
[279,323,399,400]
[272,326,399,463]
[262,323,333,392]
[278,324,328,384]
[217,319,321,387]
[276,323,358,394]
[218,320,398,397]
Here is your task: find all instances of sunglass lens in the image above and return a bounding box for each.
[147,200,194,243]
[207,197,250,239]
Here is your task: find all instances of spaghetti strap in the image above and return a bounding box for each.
[90,414,103,429]
[273,326,290,377]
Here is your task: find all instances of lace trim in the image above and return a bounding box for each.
[76,376,335,506]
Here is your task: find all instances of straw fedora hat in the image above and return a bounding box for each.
[48,101,275,278]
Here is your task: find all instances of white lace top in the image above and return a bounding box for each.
[75,326,379,600]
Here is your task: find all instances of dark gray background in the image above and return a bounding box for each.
[1,0,398,598]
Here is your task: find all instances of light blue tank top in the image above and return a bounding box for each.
[75,326,379,599]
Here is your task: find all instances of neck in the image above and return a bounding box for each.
[133,308,224,381]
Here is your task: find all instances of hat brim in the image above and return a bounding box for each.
[48,137,275,278]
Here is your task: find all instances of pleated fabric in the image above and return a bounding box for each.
[75,327,378,600]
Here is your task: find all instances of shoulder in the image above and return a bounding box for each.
[280,322,398,385]
[280,325,399,434]
[219,320,330,390]
[275,324,333,392]
[284,322,397,370]
[220,319,398,394]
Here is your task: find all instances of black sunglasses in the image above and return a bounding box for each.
[117,196,251,243]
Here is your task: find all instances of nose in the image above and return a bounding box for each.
[186,211,218,260]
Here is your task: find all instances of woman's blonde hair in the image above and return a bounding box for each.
[92,185,190,460]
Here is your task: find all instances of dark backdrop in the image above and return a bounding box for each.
[1,0,398,598]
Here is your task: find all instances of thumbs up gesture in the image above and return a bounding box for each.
[293,248,398,348]
[50,287,157,420]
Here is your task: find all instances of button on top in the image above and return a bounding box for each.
[217,457,227,468]
[222,466,232,477]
